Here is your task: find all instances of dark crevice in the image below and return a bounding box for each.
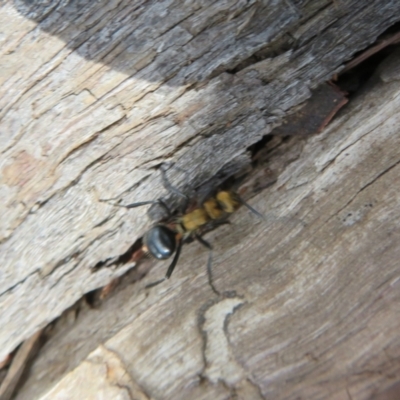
[248,134,275,162]
[91,237,143,273]
[86,237,146,308]
[115,237,144,266]
[336,23,400,97]
[337,43,400,96]
[0,269,40,298]
[6,12,400,398]
[245,22,400,164]
[84,288,101,308]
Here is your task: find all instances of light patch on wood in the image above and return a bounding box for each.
[203,298,245,385]
[41,345,149,400]
[2,2,400,398]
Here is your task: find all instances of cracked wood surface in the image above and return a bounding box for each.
[14,54,400,399]
[1,0,400,378]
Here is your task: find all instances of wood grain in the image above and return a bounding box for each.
[15,52,400,399]
[1,0,400,384]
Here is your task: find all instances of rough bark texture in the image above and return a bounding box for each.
[1,0,400,397]
[14,54,400,399]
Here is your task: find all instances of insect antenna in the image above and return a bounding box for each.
[236,195,265,220]
[237,194,305,227]
[160,164,188,200]
[145,238,183,289]
[159,163,195,213]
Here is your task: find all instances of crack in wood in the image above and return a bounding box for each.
[2,2,400,396]
[331,157,400,226]
[0,269,40,299]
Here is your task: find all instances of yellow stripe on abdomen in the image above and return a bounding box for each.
[181,208,210,232]
[203,198,224,220]
[216,191,239,213]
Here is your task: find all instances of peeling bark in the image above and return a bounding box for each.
[12,49,400,399]
[1,0,400,398]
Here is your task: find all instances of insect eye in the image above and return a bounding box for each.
[144,226,176,260]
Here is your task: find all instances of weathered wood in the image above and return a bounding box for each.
[0,330,42,400]
[1,0,400,376]
[14,53,400,399]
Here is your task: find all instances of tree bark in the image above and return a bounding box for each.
[1,0,400,398]
[15,55,400,399]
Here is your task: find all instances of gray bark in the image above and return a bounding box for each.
[0,0,400,398]
[15,54,400,399]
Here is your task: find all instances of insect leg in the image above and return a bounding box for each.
[100,198,172,217]
[145,239,183,289]
[159,163,192,212]
[165,238,183,278]
[144,278,166,289]
[195,234,219,296]
[100,199,157,208]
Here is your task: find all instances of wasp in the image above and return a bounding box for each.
[102,171,263,293]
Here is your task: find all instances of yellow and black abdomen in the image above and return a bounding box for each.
[203,197,224,220]
[178,191,241,235]
[180,208,210,233]
[216,191,240,214]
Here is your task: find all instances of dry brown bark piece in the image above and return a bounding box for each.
[0,330,42,400]
[271,82,348,136]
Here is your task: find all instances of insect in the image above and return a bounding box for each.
[102,170,263,293]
